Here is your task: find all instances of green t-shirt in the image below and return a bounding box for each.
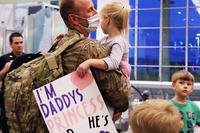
[170,99,200,133]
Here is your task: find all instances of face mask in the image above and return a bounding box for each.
[75,14,100,33]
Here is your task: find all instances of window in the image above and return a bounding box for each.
[129,0,200,82]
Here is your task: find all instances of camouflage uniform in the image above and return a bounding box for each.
[4,31,131,133]
[61,35,131,112]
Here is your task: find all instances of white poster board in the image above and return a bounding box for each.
[33,71,117,133]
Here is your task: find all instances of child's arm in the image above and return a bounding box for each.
[76,42,124,78]
[103,43,123,70]
[76,59,108,78]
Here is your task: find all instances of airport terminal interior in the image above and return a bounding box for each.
[0,0,200,132]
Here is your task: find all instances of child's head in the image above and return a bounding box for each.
[129,99,180,133]
[171,70,194,97]
[100,2,130,35]
[172,70,194,83]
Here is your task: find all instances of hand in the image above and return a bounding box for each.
[0,60,13,80]
[76,61,90,78]
[112,110,122,121]
[3,60,13,73]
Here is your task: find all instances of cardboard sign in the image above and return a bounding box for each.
[33,71,117,133]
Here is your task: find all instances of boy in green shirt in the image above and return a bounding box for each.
[170,70,200,133]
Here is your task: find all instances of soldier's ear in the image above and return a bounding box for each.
[68,14,79,25]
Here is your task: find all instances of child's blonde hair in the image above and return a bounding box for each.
[129,99,180,133]
[100,2,130,36]
[171,70,195,83]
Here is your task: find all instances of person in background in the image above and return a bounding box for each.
[0,32,24,80]
[0,32,24,133]
[76,2,131,79]
[170,70,200,133]
[129,99,180,133]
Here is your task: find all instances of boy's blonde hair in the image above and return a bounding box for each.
[100,2,130,36]
[129,99,180,133]
[171,70,195,83]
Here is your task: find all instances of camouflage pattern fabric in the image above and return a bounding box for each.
[4,31,84,133]
[4,31,131,133]
[62,38,131,112]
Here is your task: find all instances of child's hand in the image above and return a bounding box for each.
[76,61,90,78]
[112,110,122,121]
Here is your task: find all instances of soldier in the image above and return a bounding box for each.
[5,0,131,132]
[59,0,131,121]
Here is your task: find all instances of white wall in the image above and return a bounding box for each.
[0,5,14,28]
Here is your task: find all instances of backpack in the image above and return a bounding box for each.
[4,31,84,133]
[9,52,43,72]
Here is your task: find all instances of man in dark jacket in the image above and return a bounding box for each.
[0,32,24,133]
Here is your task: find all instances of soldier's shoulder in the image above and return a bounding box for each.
[75,38,100,48]
[83,38,99,44]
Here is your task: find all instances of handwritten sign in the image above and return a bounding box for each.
[33,71,117,133]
